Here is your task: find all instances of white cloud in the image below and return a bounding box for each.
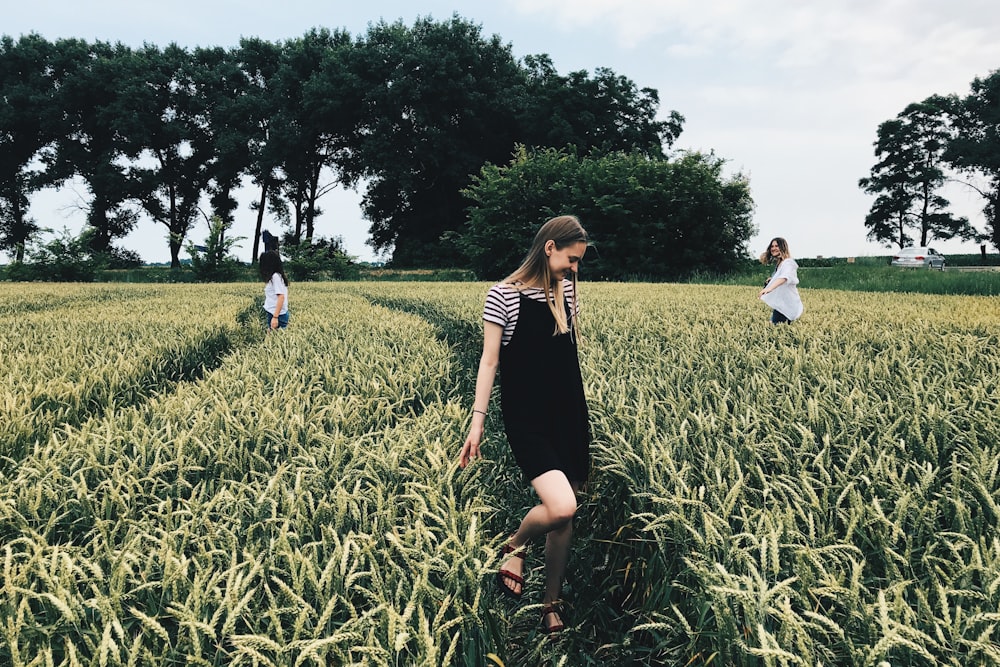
[505,0,1000,256]
[511,0,1000,82]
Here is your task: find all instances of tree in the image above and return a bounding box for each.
[121,43,213,268]
[45,39,142,254]
[946,69,1000,250]
[185,44,263,260]
[518,54,683,157]
[268,28,357,245]
[0,34,59,262]
[189,46,249,227]
[459,146,755,280]
[347,16,526,267]
[349,16,686,267]
[859,97,977,248]
[236,37,285,263]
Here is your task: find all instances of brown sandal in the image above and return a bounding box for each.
[496,542,525,599]
[540,604,564,635]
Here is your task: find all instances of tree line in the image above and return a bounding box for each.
[4,15,747,275]
[860,69,1000,251]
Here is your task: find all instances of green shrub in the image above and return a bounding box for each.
[459,146,756,280]
[96,246,143,270]
[283,237,360,281]
[186,217,246,282]
[6,227,100,281]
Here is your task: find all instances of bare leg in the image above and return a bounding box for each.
[543,519,572,604]
[498,471,578,626]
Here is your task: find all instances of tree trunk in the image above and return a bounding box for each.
[306,164,320,242]
[169,236,182,268]
[919,181,930,246]
[251,181,268,264]
[293,197,304,244]
[989,186,1000,251]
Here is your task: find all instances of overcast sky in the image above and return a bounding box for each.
[6,0,1000,263]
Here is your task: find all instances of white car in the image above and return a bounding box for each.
[891,247,946,270]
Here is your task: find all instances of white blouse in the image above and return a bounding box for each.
[761,259,803,320]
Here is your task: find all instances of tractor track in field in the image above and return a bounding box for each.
[1,301,261,476]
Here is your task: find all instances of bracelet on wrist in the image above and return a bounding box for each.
[473,409,487,416]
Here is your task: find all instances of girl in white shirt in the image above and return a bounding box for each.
[259,250,290,330]
[758,237,803,324]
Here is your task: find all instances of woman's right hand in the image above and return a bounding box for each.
[459,428,482,468]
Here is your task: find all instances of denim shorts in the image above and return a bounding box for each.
[264,310,290,329]
[770,309,791,325]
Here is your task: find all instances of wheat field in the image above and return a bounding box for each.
[1,282,998,666]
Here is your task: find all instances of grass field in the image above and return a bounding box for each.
[2,281,999,666]
[703,262,1000,296]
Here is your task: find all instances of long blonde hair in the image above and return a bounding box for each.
[504,215,588,336]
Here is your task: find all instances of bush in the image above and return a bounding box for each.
[186,217,246,282]
[283,237,360,281]
[97,246,143,270]
[459,147,756,280]
[941,252,1000,266]
[5,227,100,281]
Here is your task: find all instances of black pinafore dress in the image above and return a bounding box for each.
[499,292,590,483]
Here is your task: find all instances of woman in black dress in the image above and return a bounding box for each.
[459,215,591,635]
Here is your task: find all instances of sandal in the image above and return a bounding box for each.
[496,542,526,599]
[540,604,565,635]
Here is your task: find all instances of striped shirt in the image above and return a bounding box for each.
[483,280,579,346]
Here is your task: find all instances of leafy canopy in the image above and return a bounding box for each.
[459,147,755,281]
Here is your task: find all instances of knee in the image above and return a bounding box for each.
[546,497,577,527]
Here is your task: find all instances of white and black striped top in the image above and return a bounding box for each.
[483,280,579,346]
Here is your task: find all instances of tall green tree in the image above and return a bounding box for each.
[351,15,526,267]
[45,39,141,254]
[121,43,212,268]
[269,28,357,245]
[236,37,285,263]
[518,54,683,157]
[946,69,1000,250]
[350,16,685,267]
[0,34,59,262]
[186,44,261,257]
[189,46,247,227]
[460,146,754,280]
[859,97,976,248]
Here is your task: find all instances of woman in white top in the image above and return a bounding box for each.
[259,250,289,330]
[758,237,803,324]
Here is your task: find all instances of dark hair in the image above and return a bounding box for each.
[259,251,289,285]
[262,229,279,253]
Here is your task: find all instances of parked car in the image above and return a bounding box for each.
[891,246,946,270]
